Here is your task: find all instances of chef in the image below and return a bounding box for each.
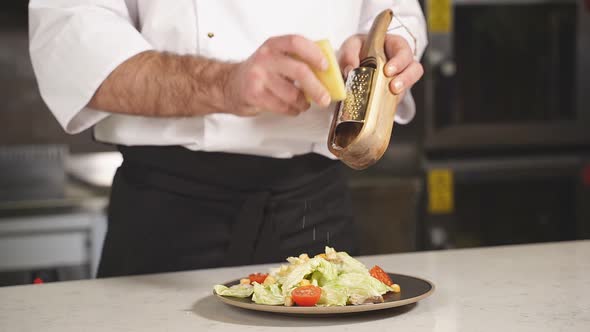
[29,0,427,278]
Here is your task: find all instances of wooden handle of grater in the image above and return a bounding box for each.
[360,9,394,61]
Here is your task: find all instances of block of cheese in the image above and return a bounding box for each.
[313,40,347,102]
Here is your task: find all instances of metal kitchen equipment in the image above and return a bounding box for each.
[419,0,590,251]
[424,0,590,152]
[0,145,67,202]
[421,153,590,250]
[0,211,107,286]
[328,9,399,170]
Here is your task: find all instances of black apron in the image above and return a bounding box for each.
[97,146,358,278]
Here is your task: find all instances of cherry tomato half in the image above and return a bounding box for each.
[248,273,268,284]
[291,285,322,306]
[370,265,393,286]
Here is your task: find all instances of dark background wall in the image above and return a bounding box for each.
[0,1,112,152]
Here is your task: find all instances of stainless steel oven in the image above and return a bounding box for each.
[424,0,590,152]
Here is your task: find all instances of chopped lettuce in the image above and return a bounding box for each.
[278,257,332,295]
[310,271,322,285]
[214,284,254,298]
[317,282,348,306]
[335,272,390,304]
[251,283,284,305]
[335,251,369,274]
[276,252,339,292]
[312,258,339,286]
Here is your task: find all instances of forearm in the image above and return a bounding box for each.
[89,51,235,117]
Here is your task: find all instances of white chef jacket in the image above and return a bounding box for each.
[29,0,427,159]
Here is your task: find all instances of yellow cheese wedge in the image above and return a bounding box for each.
[313,40,347,102]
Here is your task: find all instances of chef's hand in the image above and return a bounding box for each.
[224,35,331,117]
[338,34,424,98]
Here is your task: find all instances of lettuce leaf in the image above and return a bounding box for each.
[213,284,254,298]
[335,272,390,304]
[251,283,284,305]
[336,252,369,274]
[279,257,333,295]
[323,246,368,275]
[317,282,348,306]
[312,258,339,286]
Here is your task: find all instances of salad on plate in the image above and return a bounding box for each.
[213,247,400,307]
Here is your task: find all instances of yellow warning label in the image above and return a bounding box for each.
[428,0,453,33]
[428,169,454,214]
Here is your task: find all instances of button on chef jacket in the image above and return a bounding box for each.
[29,0,427,159]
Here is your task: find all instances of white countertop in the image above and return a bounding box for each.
[1,241,589,332]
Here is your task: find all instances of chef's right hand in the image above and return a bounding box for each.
[224,35,332,117]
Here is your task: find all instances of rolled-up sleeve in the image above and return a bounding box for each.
[359,0,428,124]
[29,0,154,134]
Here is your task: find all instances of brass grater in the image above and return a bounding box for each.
[328,9,399,170]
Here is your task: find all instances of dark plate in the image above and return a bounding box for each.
[213,273,435,315]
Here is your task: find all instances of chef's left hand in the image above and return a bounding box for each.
[338,34,423,97]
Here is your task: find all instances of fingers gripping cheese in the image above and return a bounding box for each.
[312,40,347,102]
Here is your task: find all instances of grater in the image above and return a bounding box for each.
[328,9,399,170]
